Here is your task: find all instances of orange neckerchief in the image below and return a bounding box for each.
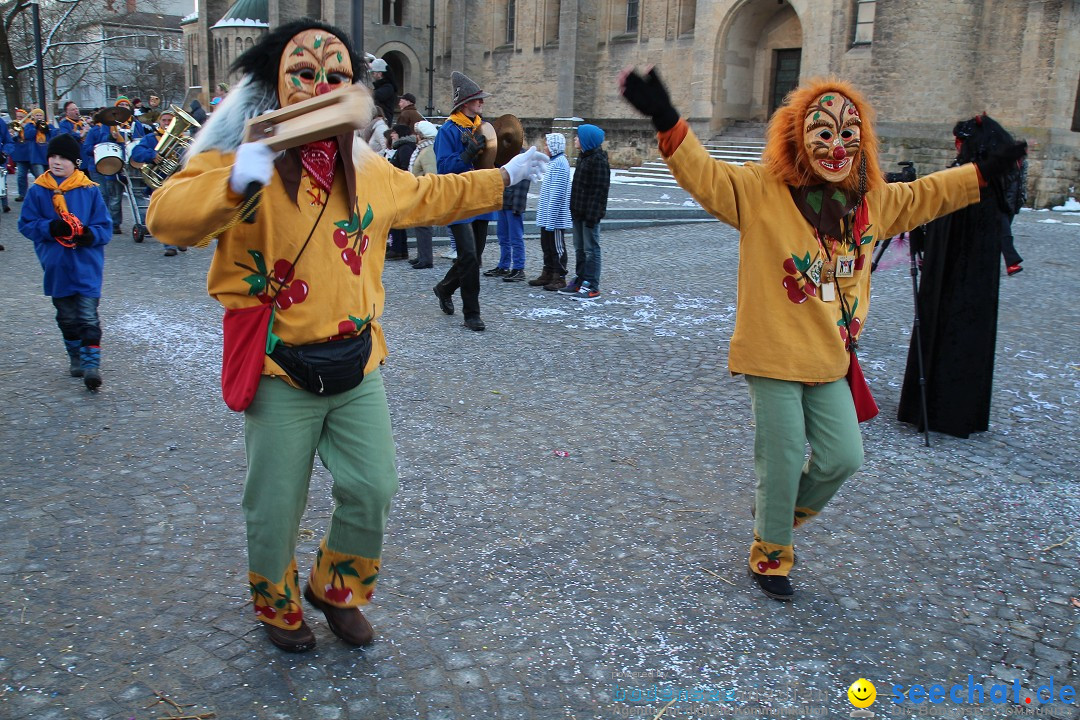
[448,111,481,130]
[34,170,98,216]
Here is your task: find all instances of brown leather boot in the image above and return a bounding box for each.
[304,584,374,646]
[263,620,317,653]
[543,275,567,291]
[527,269,552,287]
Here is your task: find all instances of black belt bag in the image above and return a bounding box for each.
[269,326,372,396]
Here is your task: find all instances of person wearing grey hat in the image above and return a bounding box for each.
[370,58,398,125]
[432,71,495,331]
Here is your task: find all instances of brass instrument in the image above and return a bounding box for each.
[9,120,22,135]
[141,105,201,189]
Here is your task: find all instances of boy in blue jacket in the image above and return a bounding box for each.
[18,134,113,390]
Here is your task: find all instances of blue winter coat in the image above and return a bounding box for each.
[18,174,113,297]
[10,126,34,162]
[27,123,56,166]
[58,118,86,145]
[434,118,497,225]
[0,118,11,157]
[130,131,160,165]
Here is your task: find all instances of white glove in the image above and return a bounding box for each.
[503,146,549,186]
[229,142,276,195]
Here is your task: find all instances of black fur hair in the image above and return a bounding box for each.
[230,18,366,87]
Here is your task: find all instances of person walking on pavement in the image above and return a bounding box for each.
[530,132,572,291]
[387,123,418,259]
[432,71,508,331]
[370,58,397,125]
[486,146,530,281]
[620,67,1026,602]
[560,124,610,299]
[146,19,547,653]
[18,133,112,390]
[408,120,439,269]
[130,109,187,257]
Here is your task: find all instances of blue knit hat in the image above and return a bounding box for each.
[577,124,604,151]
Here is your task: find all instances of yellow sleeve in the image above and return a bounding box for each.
[662,127,766,230]
[146,150,245,247]
[874,164,981,238]
[386,164,505,229]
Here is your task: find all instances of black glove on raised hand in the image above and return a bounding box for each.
[460,129,487,164]
[620,67,680,132]
[975,141,1027,183]
[49,219,73,238]
[74,229,95,247]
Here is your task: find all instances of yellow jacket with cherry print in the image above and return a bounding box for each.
[146,147,504,379]
[661,123,981,383]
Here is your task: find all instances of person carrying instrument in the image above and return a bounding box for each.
[145,18,547,653]
[431,71,499,332]
[82,97,143,234]
[619,67,1026,602]
[10,108,44,201]
[131,109,186,256]
[17,133,112,390]
[58,101,90,144]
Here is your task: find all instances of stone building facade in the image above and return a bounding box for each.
[184,0,1080,206]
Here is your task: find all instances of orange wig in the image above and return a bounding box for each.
[761,78,884,195]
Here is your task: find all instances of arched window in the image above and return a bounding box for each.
[245,36,254,49]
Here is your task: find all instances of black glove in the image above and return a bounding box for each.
[620,67,680,132]
[0,151,7,164]
[49,219,73,238]
[459,129,486,164]
[74,229,95,247]
[975,141,1027,183]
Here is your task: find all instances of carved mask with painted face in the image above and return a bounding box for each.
[803,92,862,184]
[277,29,354,108]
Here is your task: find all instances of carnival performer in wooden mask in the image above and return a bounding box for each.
[147,18,547,652]
[620,68,1025,602]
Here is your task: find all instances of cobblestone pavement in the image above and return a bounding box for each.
[1,194,1077,720]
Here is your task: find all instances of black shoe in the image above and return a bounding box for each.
[263,620,317,653]
[113,227,122,235]
[178,246,187,252]
[14,196,23,202]
[502,269,526,282]
[483,267,509,277]
[164,247,178,257]
[2,205,9,213]
[83,368,102,391]
[386,251,408,261]
[749,568,794,601]
[408,257,419,265]
[433,286,453,315]
[463,316,486,331]
[411,262,433,269]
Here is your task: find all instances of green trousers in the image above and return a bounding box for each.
[746,375,864,575]
[242,370,397,628]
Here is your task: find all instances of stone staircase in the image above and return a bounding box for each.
[613,123,768,187]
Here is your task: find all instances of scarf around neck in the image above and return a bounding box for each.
[449,111,481,130]
[34,170,97,216]
[300,139,339,193]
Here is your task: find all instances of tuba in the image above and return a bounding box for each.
[141,105,201,189]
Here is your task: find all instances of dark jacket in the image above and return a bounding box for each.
[390,135,417,172]
[570,147,610,227]
[373,76,398,125]
[502,177,530,214]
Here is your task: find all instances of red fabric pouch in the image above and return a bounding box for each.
[846,351,879,423]
[221,303,273,412]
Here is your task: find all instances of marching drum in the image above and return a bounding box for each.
[126,140,145,170]
[93,142,124,175]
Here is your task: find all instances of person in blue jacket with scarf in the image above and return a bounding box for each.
[10,108,48,201]
[18,133,113,390]
[431,71,501,332]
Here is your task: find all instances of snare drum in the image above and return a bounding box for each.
[93,142,124,175]
[126,140,146,170]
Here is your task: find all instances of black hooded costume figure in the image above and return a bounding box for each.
[897,114,1022,438]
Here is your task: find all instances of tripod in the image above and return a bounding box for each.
[876,161,931,446]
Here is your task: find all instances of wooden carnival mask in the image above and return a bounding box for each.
[278,30,354,108]
[802,92,862,184]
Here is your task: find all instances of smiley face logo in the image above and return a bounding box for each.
[848,678,876,708]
